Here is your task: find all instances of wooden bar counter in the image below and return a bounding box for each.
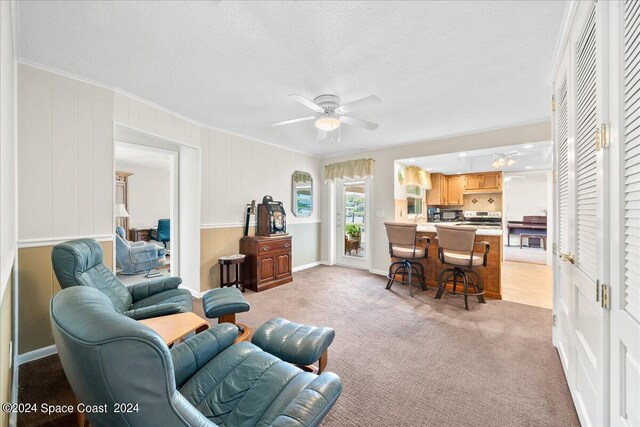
[392,225,502,299]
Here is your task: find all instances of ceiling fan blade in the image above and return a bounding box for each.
[271,116,317,126]
[336,95,381,114]
[317,129,328,140]
[289,94,324,113]
[340,115,379,130]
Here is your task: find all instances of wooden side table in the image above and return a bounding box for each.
[139,312,209,346]
[219,254,246,292]
[129,228,151,242]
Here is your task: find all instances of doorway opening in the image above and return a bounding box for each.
[114,142,177,284]
[501,169,554,308]
[335,179,371,269]
[393,140,553,309]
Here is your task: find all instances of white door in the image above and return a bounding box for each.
[554,49,573,383]
[554,2,610,426]
[609,1,640,425]
[336,179,371,269]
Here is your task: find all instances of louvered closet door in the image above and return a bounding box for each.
[560,2,609,426]
[554,56,574,384]
[610,1,640,425]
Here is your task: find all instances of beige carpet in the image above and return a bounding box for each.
[195,265,578,427]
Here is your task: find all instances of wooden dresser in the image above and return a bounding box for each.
[240,235,292,292]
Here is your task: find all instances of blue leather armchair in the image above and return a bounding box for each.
[115,226,166,275]
[51,239,192,320]
[50,286,342,427]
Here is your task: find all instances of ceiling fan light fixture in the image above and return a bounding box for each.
[315,114,341,131]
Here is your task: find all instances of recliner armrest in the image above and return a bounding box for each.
[130,241,147,247]
[270,372,343,427]
[170,323,238,388]
[128,276,182,302]
[123,302,182,320]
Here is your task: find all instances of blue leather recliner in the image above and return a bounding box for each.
[115,226,166,275]
[51,239,192,320]
[50,286,342,427]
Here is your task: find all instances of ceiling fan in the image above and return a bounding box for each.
[271,94,381,140]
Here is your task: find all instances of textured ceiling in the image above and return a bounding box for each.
[17,1,567,157]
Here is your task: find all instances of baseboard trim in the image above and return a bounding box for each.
[292,261,322,272]
[16,344,57,365]
[369,269,388,276]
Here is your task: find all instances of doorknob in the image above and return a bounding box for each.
[559,252,575,264]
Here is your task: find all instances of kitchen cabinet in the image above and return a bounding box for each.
[427,174,465,205]
[464,173,502,192]
[426,173,448,205]
[240,235,292,292]
[446,175,464,205]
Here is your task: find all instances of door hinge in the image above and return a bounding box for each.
[552,95,556,112]
[552,314,557,326]
[552,172,557,183]
[552,243,558,255]
[601,283,611,310]
[596,279,600,302]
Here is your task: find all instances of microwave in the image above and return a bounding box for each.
[441,209,463,221]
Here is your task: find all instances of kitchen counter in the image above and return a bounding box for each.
[416,222,503,236]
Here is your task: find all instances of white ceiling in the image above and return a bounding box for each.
[17,1,567,157]
[399,140,553,175]
[115,144,171,171]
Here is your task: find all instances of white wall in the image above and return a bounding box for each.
[200,127,322,226]
[503,170,551,249]
[116,161,171,229]
[0,0,16,290]
[503,171,549,222]
[17,64,114,241]
[321,122,552,273]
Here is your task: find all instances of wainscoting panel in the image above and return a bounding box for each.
[0,271,13,427]
[17,241,113,354]
[200,222,320,292]
[288,222,321,267]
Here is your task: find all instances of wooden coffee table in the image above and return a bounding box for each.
[139,312,209,346]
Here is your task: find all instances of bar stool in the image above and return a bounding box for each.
[384,222,430,297]
[434,224,490,310]
[219,254,246,292]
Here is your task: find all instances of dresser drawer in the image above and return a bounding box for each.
[258,238,291,254]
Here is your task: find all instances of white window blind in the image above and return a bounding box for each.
[558,76,569,253]
[575,5,598,281]
[624,0,640,322]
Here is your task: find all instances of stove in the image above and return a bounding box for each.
[462,211,502,229]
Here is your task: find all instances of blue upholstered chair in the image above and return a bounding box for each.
[51,238,192,320]
[50,286,342,427]
[115,226,166,276]
[151,218,170,249]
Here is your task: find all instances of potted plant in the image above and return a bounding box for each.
[345,223,362,240]
[344,223,363,255]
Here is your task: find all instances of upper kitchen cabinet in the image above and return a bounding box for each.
[464,172,502,193]
[426,173,447,205]
[446,175,464,205]
[426,173,464,206]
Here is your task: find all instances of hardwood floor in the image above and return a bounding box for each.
[501,261,553,309]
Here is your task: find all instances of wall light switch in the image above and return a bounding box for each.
[375,210,385,218]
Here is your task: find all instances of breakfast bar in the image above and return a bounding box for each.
[392,224,503,299]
